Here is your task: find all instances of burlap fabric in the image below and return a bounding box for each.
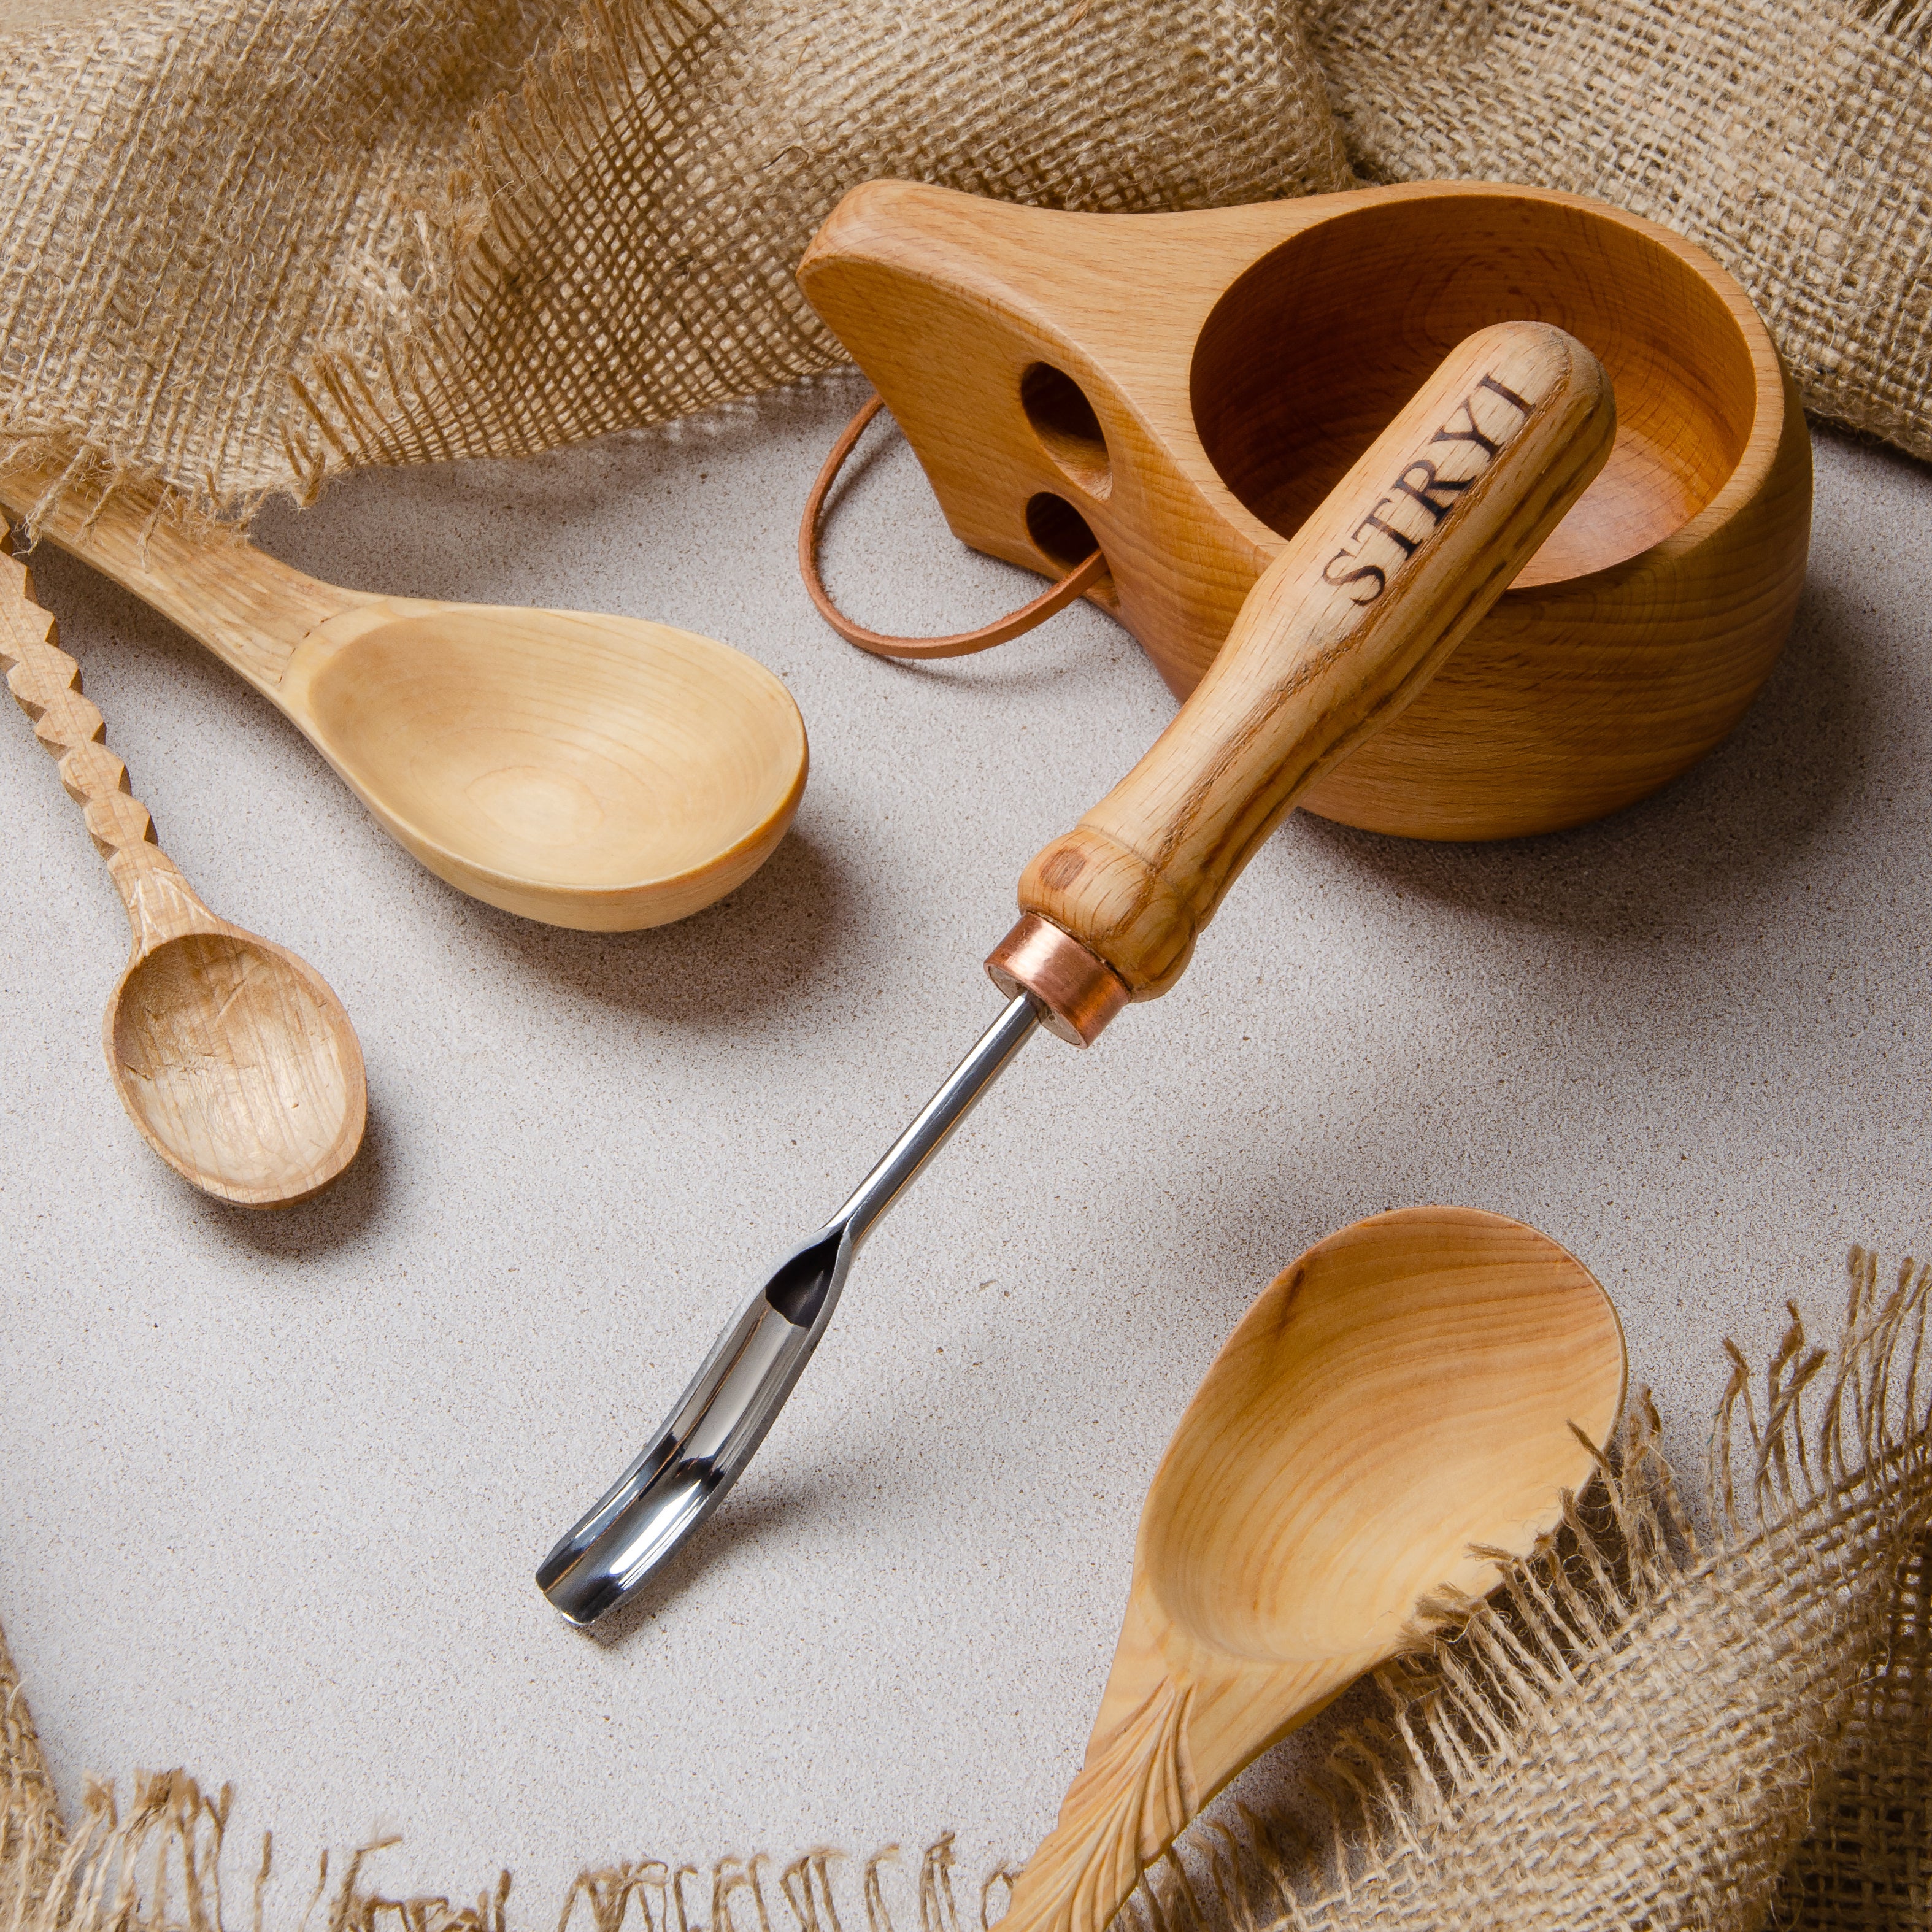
[1306,0,1932,464]
[2,0,1927,525]
[0,0,1349,520]
[2,1252,1928,1932]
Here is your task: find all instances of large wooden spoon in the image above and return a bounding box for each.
[1003,1207,1625,1932]
[1,528,365,1206]
[0,467,807,932]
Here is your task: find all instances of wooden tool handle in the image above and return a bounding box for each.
[991,323,1614,1036]
[0,528,208,951]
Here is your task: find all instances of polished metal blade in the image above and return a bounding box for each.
[537,992,1042,1625]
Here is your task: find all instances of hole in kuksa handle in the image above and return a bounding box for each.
[1026,492,1110,584]
[1021,363,1112,498]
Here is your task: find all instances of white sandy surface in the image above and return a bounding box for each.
[1,380,1926,1914]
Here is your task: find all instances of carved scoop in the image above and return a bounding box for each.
[0,468,807,932]
[1,526,365,1207]
[1002,1207,1626,1932]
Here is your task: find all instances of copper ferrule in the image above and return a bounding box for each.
[985,914,1130,1047]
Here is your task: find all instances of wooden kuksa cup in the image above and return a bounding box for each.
[798,180,1812,844]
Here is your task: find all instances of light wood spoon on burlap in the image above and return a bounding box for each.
[0,526,364,1207]
[1001,1207,1625,1932]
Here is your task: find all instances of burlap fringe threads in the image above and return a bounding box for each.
[2,1250,1929,1932]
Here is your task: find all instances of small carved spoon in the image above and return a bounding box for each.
[1003,1207,1626,1932]
[0,465,807,932]
[1,526,365,1207]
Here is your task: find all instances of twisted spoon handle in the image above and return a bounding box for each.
[0,528,206,951]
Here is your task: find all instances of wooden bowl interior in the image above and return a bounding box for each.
[1190,194,1760,587]
[303,608,806,893]
[1140,1209,1623,1666]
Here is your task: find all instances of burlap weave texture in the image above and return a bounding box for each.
[1307,0,1932,463]
[4,0,1925,517]
[0,0,1349,518]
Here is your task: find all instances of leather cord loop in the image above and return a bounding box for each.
[798,391,1107,660]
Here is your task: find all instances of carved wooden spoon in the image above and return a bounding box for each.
[1003,1207,1626,1932]
[1,528,365,1206]
[0,467,807,931]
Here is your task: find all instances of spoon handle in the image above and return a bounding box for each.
[0,466,366,696]
[0,527,209,952]
[993,322,1615,1026]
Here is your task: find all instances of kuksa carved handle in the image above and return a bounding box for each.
[988,322,1615,1043]
[0,528,205,949]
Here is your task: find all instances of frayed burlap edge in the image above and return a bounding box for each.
[0,0,1350,529]
[0,0,806,536]
[4,1251,1928,1932]
[277,0,829,503]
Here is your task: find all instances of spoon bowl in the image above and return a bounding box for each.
[1143,1209,1623,1666]
[1004,1207,1625,1932]
[282,598,808,927]
[109,924,366,1207]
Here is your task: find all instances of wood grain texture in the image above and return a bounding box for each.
[0,468,809,931]
[797,178,1812,841]
[0,525,365,1207]
[999,1207,1626,1932]
[1018,323,1614,998]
